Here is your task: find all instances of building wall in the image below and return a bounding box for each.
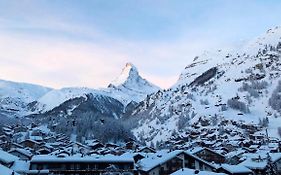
[148,167,159,175]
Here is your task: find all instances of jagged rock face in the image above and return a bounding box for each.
[110,63,140,87]
[106,63,161,105]
[130,27,281,145]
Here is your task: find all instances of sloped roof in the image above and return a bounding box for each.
[0,149,19,164]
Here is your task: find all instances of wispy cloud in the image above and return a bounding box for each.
[0,0,281,89]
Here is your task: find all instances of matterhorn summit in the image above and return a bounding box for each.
[110,63,140,86]
[107,63,160,104]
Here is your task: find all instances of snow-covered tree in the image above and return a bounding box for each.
[269,80,281,112]
[266,153,278,175]
[227,98,250,113]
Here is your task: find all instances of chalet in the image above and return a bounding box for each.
[8,148,33,160]
[39,144,54,152]
[227,155,242,165]
[88,142,104,150]
[126,141,139,150]
[44,136,56,143]
[69,143,89,155]
[2,126,13,136]
[105,143,119,149]
[0,134,9,142]
[239,153,281,175]
[206,133,217,140]
[248,145,260,152]
[29,154,135,174]
[249,132,266,141]
[217,164,253,175]
[56,136,70,143]
[65,142,90,151]
[48,142,64,149]
[137,150,184,175]
[19,139,40,150]
[267,143,280,153]
[38,147,52,155]
[192,147,226,164]
[49,148,70,156]
[137,146,156,153]
[201,140,216,148]
[0,141,12,151]
[14,126,28,133]
[137,150,218,175]
[225,149,246,165]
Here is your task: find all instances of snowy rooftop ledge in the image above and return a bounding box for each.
[31,154,134,163]
[171,168,226,175]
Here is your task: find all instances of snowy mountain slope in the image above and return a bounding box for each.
[31,93,124,123]
[130,26,281,144]
[29,93,132,142]
[30,87,103,113]
[0,79,51,116]
[32,63,160,113]
[244,26,281,55]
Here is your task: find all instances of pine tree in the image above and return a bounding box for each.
[266,153,278,175]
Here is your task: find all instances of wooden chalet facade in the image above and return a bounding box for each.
[138,150,217,175]
[193,147,226,164]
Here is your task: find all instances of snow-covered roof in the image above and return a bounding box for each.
[9,148,33,158]
[220,164,252,173]
[11,160,30,173]
[138,150,218,172]
[190,147,225,158]
[225,149,245,158]
[20,139,40,145]
[238,152,281,170]
[187,147,204,154]
[0,149,19,164]
[0,164,20,175]
[171,168,226,175]
[29,136,43,141]
[270,153,281,162]
[31,154,134,163]
[138,150,183,172]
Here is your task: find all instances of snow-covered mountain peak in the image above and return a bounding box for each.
[111,62,139,86]
[175,49,231,87]
[106,63,160,105]
[244,26,281,55]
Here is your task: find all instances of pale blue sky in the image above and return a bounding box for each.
[0,0,281,88]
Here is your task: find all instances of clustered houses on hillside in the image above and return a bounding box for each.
[0,123,281,175]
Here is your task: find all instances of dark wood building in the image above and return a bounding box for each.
[29,154,135,175]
